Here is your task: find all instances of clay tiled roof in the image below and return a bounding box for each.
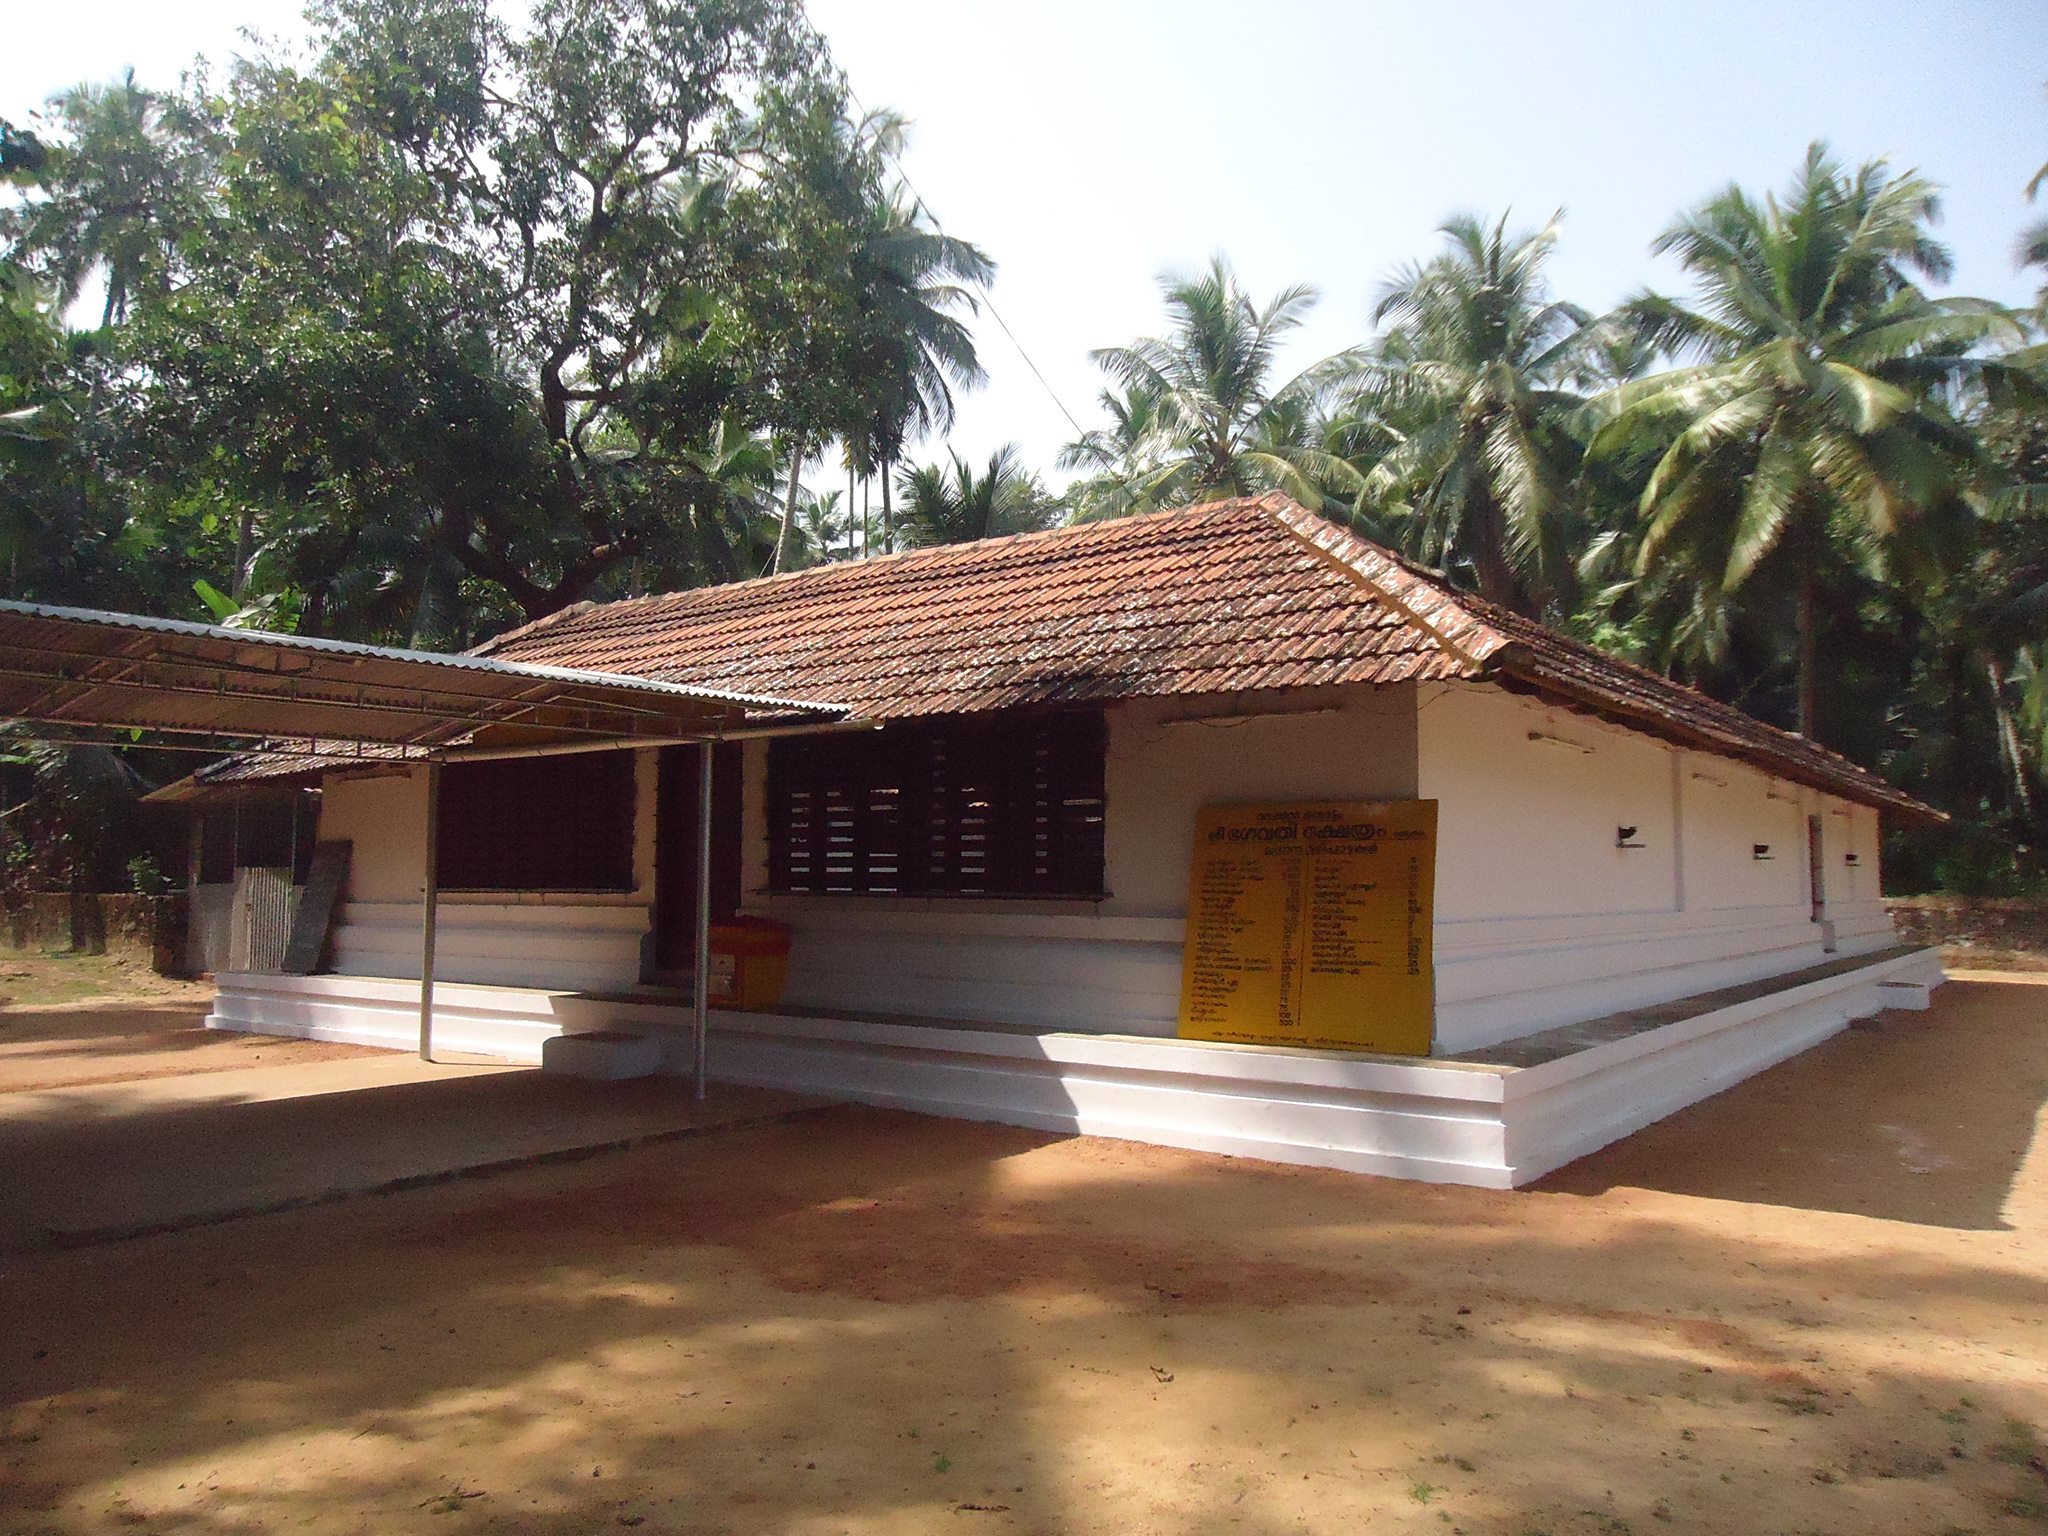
[476,495,1472,713]
[474,493,1931,819]
[1269,503,1932,819]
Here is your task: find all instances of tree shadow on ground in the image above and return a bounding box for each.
[2,973,2044,1532]
[0,1067,792,1252]
[3,1102,2045,1536]
[1533,977,2048,1230]
[0,1001,216,1052]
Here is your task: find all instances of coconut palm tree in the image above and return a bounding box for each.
[2021,155,2048,325]
[2017,87,2048,325]
[1589,144,2024,739]
[1,70,195,328]
[1058,381,1168,521]
[675,416,781,581]
[783,487,849,569]
[1071,257,1363,519]
[770,111,991,573]
[896,444,1060,547]
[1340,213,1592,617]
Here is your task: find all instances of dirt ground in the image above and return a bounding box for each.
[0,951,375,1094]
[2,977,2045,1536]
[0,951,208,1011]
[1949,950,2048,974]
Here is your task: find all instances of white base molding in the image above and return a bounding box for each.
[209,946,1944,1188]
[540,1029,664,1080]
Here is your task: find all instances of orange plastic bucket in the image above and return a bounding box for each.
[707,916,793,1009]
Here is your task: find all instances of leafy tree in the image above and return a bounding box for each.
[0,733,157,929]
[1588,145,2023,740]
[0,119,48,178]
[896,443,1060,546]
[2021,158,2048,324]
[246,0,842,623]
[0,264,228,615]
[4,1,990,639]
[781,485,849,569]
[0,71,204,328]
[664,416,785,583]
[756,105,991,572]
[1058,380,1166,518]
[1937,369,2048,856]
[1065,257,1362,519]
[1343,213,1592,615]
[842,181,994,562]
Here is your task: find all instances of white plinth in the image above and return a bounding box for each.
[540,1029,663,1080]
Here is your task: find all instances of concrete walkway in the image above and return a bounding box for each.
[0,1052,824,1253]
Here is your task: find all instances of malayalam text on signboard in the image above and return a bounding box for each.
[1176,800,1436,1055]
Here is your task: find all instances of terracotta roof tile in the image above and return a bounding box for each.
[475,493,1932,819]
[1259,502,1933,820]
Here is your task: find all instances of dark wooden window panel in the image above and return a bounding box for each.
[768,711,1107,899]
[653,742,743,971]
[437,750,635,892]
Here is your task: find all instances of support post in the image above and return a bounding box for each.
[419,759,442,1063]
[693,741,715,1100]
[185,808,204,973]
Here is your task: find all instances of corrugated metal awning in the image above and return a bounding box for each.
[0,599,844,763]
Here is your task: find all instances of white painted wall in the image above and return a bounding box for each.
[318,768,426,903]
[305,683,1902,1055]
[745,685,1420,1033]
[211,943,1943,1187]
[1102,686,1418,915]
[1424,684,1677,923]
[1418,684,1899,1052]
[1818,799,1892,949]
[1679,759,1806,912]
[314,749,658,991]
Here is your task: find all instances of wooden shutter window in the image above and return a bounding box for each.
[769,711,1106,899]
[438,750,635,892]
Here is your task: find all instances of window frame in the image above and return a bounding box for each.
[435,750,637,894]
[766,709,1108,901]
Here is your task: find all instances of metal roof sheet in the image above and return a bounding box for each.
[0,599,843,765]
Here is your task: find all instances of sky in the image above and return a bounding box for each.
[6,0,2045,487]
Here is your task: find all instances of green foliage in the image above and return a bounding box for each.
[896,444,1060,547]
[1,0,990,641]
[0,70,208,328]
[1060,256,1363,520]
[1342,212,1593,616]
[741,100,992,572]
[4,36,2047,896]
[0,734,153,896]
[1588,145,2025,747]
[1052,149,2047,886]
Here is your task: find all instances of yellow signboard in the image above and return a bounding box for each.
[1176,800,1437,1055]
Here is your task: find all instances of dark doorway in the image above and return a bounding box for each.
[654,742,745,975]
[1807,813,1826,925]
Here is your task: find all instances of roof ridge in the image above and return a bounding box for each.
[1255,499,1926,813]
[1258,499,1511,675]
[461,490,1931,820]
[471,498,1276,652]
